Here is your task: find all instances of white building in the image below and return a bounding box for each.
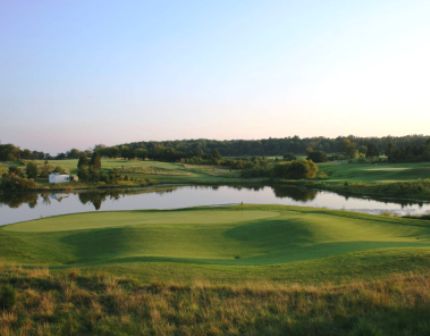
[48,173,71,184]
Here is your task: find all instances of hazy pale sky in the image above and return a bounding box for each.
[1,0,430,153]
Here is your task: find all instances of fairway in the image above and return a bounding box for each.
[319,161,430,183]
[2,205,430,283]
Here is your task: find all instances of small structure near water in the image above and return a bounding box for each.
[48,173,78,184]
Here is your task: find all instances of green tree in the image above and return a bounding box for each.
[306,151,328,163]
[90,152,102,170]
[77,154,89,170]
[273,160,318,179]
[283,153,297,161]
[366,143,379,158]
[77,155,90,180]
[210,149,221,163]
[25,162,38,179]
[0,144,20,161]
[340,138,357,158]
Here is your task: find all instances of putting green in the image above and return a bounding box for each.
[1,205,430,269]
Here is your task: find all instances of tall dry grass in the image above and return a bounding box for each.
[1,265,430,335]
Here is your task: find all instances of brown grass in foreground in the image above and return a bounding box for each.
[1,266,430,335]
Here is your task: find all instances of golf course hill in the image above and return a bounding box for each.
[1,204,430,283]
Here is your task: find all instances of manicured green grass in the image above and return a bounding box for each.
[2,204,430,283]
[319,161,430,183]
[309,161,430,201]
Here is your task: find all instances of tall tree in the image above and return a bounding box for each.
[25,162,38,179]
[90,152,102,170]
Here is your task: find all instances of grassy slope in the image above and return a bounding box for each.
[1,204,430,283]
[307,161,430,201]
[2,205,430,335]
[0,159,248,189]
[2,266,430,336]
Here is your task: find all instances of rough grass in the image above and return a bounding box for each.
[1,266,430,336]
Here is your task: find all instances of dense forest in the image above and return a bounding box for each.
[2,135,430,163]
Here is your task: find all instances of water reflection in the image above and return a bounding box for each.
[0,187,180,210]
[0,184,429,226]
[271,185,318,202]
[0,192,39,209]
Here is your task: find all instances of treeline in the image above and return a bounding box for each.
[0,144,50,161]
[2,135,430,163]
[91,135,430,163]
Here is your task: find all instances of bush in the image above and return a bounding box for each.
[273,160,318,179]
[25,162,38,179]
[283,153,297,161]
[0,285,16,310]
[53,166,67,174]
[307,150,328,163]
[0,174,36,191]
[8,166,24,177]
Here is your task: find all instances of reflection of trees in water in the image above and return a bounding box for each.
[154,187,177,196]
[41,193,51,206]
[270,185,318,202]
[75,187,179,210]
[1,185,427,212]
[224,184,265,192]
[330,190,425,207]
[78,192,110,210]
[0,192,38,208]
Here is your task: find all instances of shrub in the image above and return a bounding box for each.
[307,150,328,163]
[8,166,24,177]
[53,166,67,174]
[273,160,318,179]
[283,153,297,161]
[0,174,36,191]
[25,162,38,179]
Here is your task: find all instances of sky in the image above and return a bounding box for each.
[1,0,430,153]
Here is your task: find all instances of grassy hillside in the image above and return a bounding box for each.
[2,204,430,282]
[0,159,245,189]
[1,266,430,336]
[308,161,430,201]
[2,205,430,335]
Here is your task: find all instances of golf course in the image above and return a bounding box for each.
[2,205,430,335]
[2,205,430,277]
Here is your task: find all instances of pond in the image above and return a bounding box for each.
[1,185,430,226]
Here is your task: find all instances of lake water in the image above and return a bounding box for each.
[1,185,430,226]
